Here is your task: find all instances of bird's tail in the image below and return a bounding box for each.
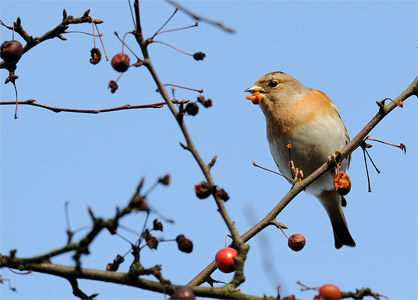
[316,190,356,249]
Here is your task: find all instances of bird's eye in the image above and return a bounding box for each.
[269,80,279,88]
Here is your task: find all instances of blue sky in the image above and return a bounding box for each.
[1,1,417,299]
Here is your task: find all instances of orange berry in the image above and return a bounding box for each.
[318,284,341,299]
[333,171,351,196]
[245,91,262,105]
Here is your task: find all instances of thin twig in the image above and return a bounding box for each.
[0,99,189,114]
[252,162,291,181]
[0,13,104,70]
[163,84,203,93]
[128,0,136,27]
[165,0,235,33]
[156,23,198,36]
[151,8,178,39]
[151,40,193,56]
[362,148,372,192]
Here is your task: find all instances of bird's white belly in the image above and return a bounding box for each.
[268,117,348,194]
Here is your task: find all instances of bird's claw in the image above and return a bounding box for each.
[290,160,304,185]
[328,150,343,171]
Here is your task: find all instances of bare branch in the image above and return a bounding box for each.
[0,99,189,114]
[1,262,274,299]
[165,0,235,33]
[68,278,98,300]
[0,12,103,69]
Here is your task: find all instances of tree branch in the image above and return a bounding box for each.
[165,0,235,33]
[0,261,274,300]
[0,11,103,69]
[133,0,244,251]
[68,277,98,300]
[0,99,189,114]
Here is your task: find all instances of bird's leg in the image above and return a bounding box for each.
[328,150,343,174]
[289,160,304,185]
[287,143,304,185]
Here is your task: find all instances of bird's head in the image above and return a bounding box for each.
[245,71,307,106]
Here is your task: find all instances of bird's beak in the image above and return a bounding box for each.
[244,85,265,93]
[244,85,265,105]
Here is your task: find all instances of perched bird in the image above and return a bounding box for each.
[245,71,355,249]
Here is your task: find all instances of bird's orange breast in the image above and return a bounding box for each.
[265,89,340,144]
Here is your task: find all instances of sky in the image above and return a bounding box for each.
[1,1,417,300]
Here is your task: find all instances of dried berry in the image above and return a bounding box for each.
[185,102,199,116]
[146,237,158,249]
[288,234,306,252]
[194,182,214,199]
[215,247,237,273]
[158,174,170,185]
[333,171,351,196]
[90,47,102,64]
[1,40,23,63]
[108,80,118,93]
[171,286,195,300]
[318,284,341,299]
[216,188,229,201]
[153,218,163,231]
[176,234,193,253]
[106,254,124,272]
[142,229,158,249]
[192,51,205,61]
[142,229,151,240]
[111,53,130,72]
[197,95,213,108]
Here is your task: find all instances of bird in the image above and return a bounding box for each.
[245,71,355,249]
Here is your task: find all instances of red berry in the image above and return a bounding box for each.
[318,284,342,299]
[1,40,23,63]
[215,247,237,273]
[171,286,195,300]
[111,53,130,72]
[288,234,306,251]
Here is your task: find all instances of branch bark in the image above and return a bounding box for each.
[0,261,274,300]
[0,99,189,114]
[133,0,244,250]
